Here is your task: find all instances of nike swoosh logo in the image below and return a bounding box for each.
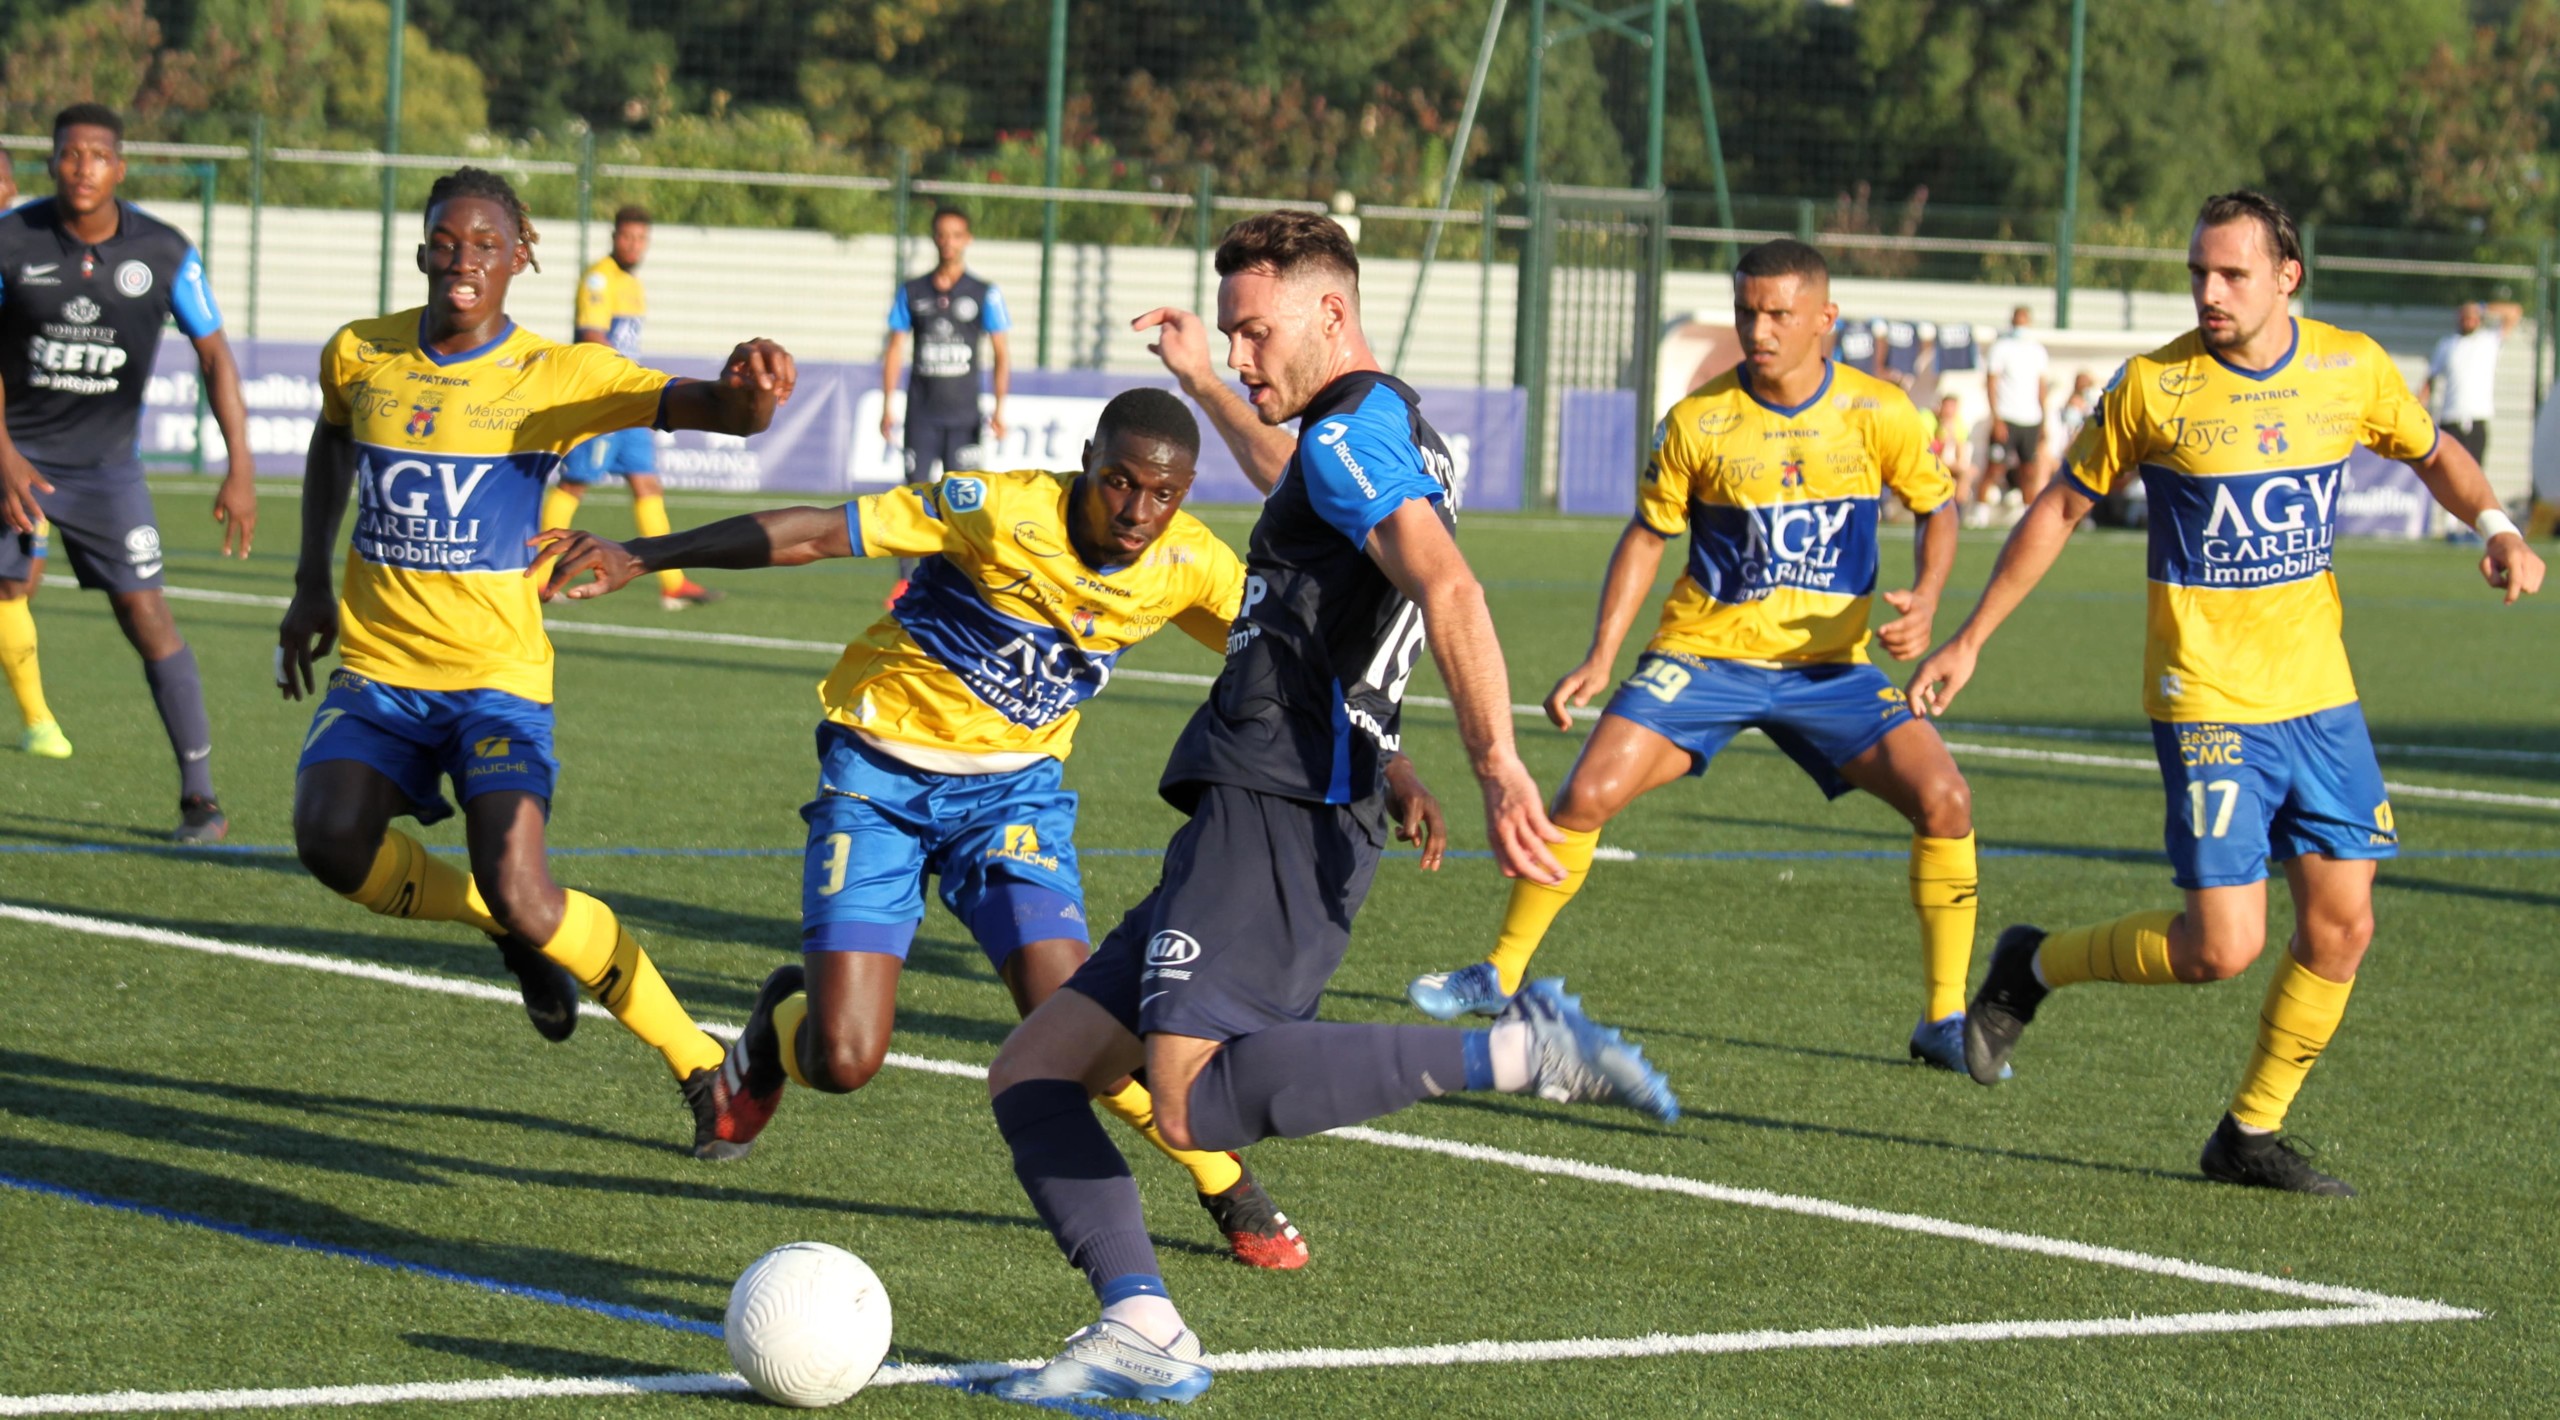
[1138,992,1168,1009]
[23,264,56,277]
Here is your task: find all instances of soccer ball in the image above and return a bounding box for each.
[725,1242,894,1407]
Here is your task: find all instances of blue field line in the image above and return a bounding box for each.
[0,1170,1127,1417]
[6,840,2560,865]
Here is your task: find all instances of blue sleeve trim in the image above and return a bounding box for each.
[650,379,677,431]
[2417,427,2443,464]
[886,287,912,333]
[2060,464,2106,502]
[843,500,864,556]
[982,285,1012,333]
[171,247,222,338]
[1303,388,1447,546]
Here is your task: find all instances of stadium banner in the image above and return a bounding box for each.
[142,341,1527,511]
[2338,446,2438,539]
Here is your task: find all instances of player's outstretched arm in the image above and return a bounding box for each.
[1367,499,1565,883]
[878,332,906,442]
[1874,506,1958,662]
[661,338,796,437]
[0,379,50,535]
[1132,307,1292,494]
[534,506,853,601]
[191,329,258,557]
[1906,478,2094,719]
[2407,435,2546,605]
[1548,519,1669,729]
[277,419,356,700]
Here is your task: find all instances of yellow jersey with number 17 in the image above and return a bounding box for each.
[319,309,673,704]
[1638,361,1955,665]
[2061,317,2438,723]
[822,468,1243,763]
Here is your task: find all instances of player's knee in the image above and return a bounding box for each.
[1914,775,1972,838]
[475,865,562,943]
[293,814,376,893]
[2178,927,2262,983]
[1552,774,1625,829]
[804,1028,887,1094]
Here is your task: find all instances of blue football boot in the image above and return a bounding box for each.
[1407,961,1511,1020]
[1501,978,1680,1123]
[992,1320,1212,1405]
[1910,1012,2008,1078]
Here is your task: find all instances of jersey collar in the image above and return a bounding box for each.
[1739,359,1834,418]
[417,313,519,367]
[2207,317,2298,382]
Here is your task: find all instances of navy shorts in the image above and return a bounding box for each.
[902,419,982,485]
[1066,783,1382,1043]
[295,671,559,825]
[1602,652,1913,799]
[2152,704,2397,890]
[0,457,162,593]
[559,427,654,485]
[799,724,1086,965]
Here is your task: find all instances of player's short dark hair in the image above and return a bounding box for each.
[1094,387,1201,460]
[52,104,122,144]
[1734,238,1829,287]
[1214,210,1359,288]
[931,205,970,230]
[612,204,650,229]
[2195,189,2303,272]
[425,166,542,271]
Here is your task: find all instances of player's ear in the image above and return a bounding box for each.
[510,242,530,275]
[1820,300,1839,335]
[1079,437,1096,472]
[413,244,429,276]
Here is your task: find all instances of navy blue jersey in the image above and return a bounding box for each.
[1161,370,1457,818]
[889,271,1010,424]
[0,200,222,469]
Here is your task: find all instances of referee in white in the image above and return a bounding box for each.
[2424,300,2520,462]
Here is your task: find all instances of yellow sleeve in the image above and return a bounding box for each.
[2062,363,2146,498]
[1636,414,1694,536]
[2358,334,2441,463]
[1875,400,1954,515]
[846,484,953,560]
[1170,533,1246,653]
[574,267,614,334]
[318,327,354,426]
[521,345,671,453]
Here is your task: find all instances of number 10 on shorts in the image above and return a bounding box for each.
[2187,778,2241,839]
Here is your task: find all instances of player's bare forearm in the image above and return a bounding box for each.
[1583,520,1669,671]
[1368,502,1517,775]
[294,421,357,595]
[635,506,851,571]
[665,339,795,436]
[2410,435,2505,524]
[193,333,257,478]
[0,380,49,534]
[1190,377,1293,494]
[1910,504,1957,603]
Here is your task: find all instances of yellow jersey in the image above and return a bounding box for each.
[320,310,673,703]
[2062,318,2438,723]
[823,468,1243,761]
[1638,362,1954,664]
[574,258,646,357]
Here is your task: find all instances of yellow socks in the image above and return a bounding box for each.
[540,484,581,532]
[1096,1079,1245,1196]
[0,596,53,730]
[2037,909,2181,988]
[341,830,504,936]
[2229,954,2355,1132]
[1909,832,1977,1020]
[630,491,687,596]
[537,890,725,1078]
[772,991,813,1088]
[1486,825,1603,994]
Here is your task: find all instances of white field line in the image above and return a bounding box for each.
[2,904,2477,1318]
[156,585,2560,811]
[0,1300,2483,1415]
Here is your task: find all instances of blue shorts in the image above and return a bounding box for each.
[799,724,1086,965]
[1601,653,1913,799]
[295,673,558,825]
[2152,704,2397,890]
[560,427,655,485]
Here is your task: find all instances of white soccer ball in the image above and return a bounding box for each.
[725,1242,894,1408]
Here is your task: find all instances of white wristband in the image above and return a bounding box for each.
[2477,509,2521,542]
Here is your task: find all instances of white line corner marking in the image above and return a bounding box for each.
[0,902,2481,1416]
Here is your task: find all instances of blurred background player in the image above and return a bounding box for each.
[2422,299,2520,464]
[1982,304,2052,522]
[535,388,1312,1266]
[1909,190,2545,1196]
[276,167,797,1159]
[984,214,1674,1406]
[1407,239,1987,1076]
[0,103,257,835]
[879,205,1009,600]
[541,205,720,610]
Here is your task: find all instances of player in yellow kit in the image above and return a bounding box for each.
[274,167,798,1159]
[1407,239,1986,1072]
[533,388,1326,1267]
[542,205,719,610]
[1909,191,2545,1194]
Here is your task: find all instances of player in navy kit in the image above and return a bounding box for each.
[0,105,256,839]
[879,206,1010,595]
[984,212,1679,1406]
